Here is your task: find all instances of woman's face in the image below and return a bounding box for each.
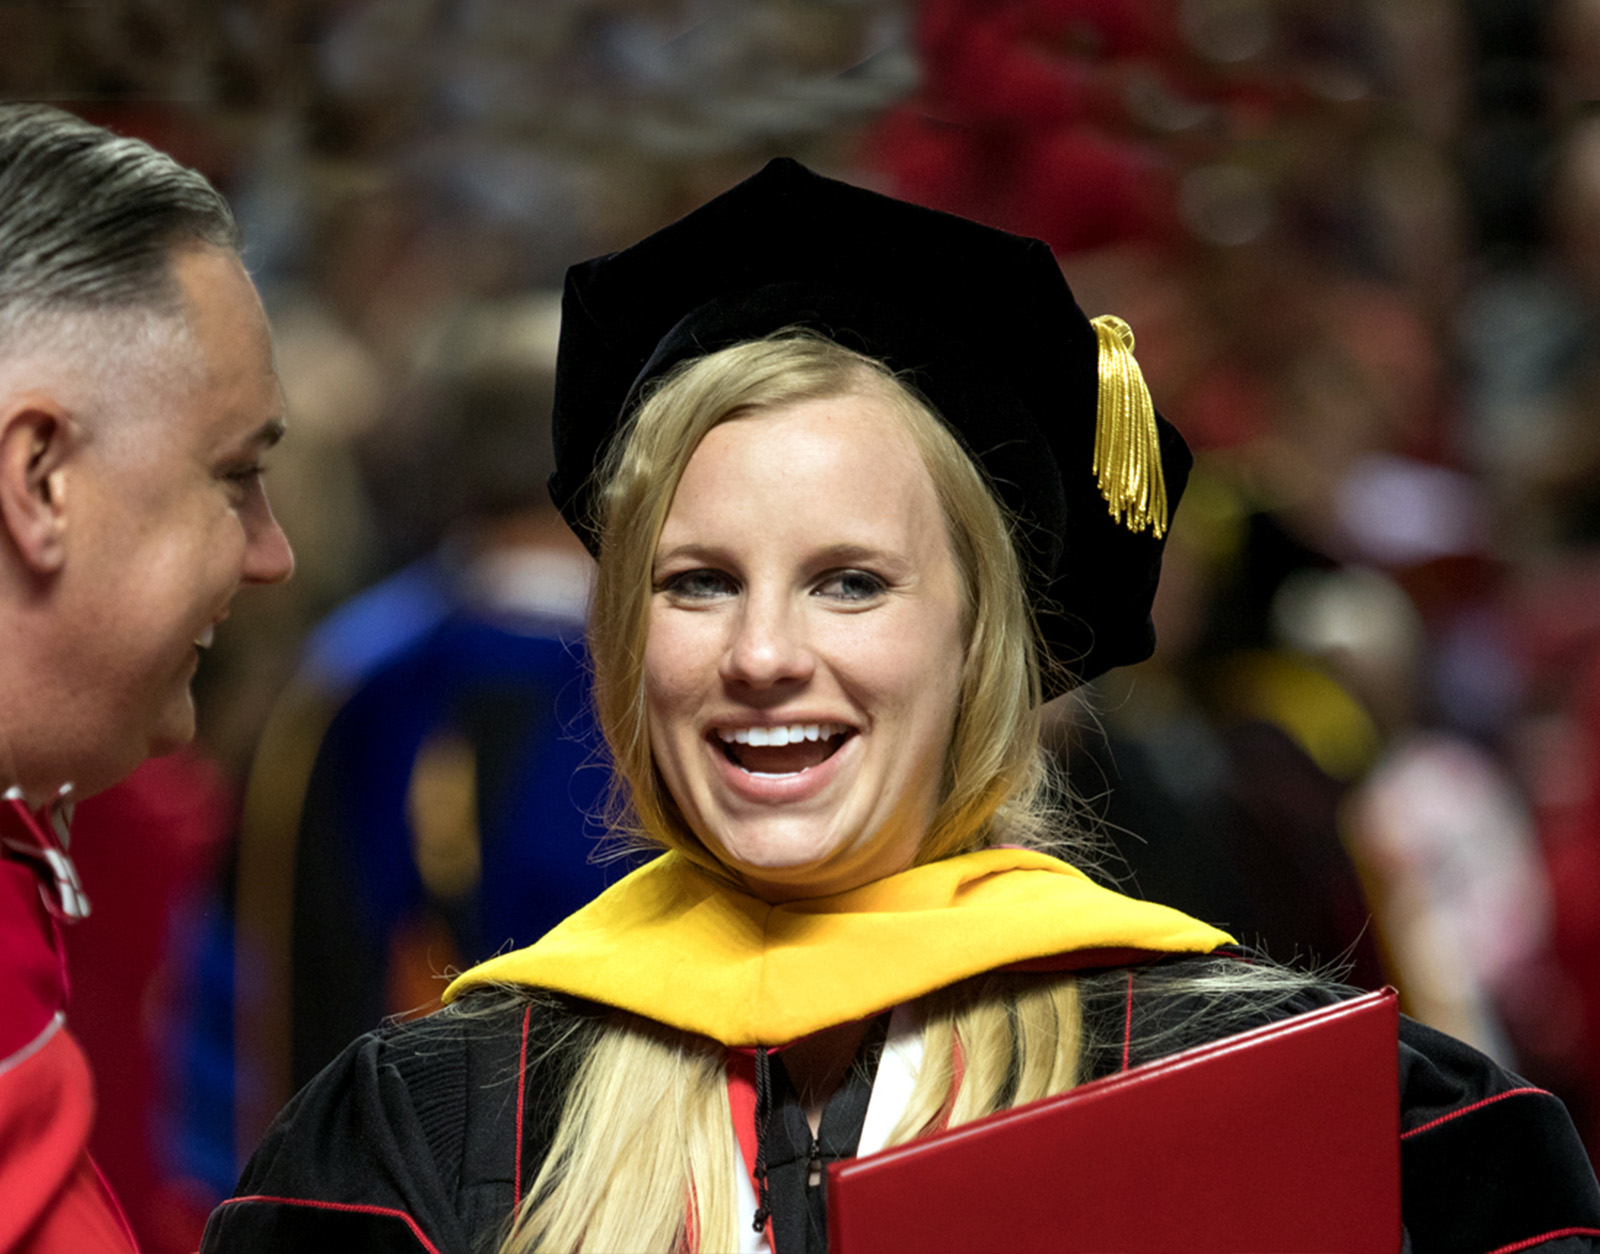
[643,390,967,902]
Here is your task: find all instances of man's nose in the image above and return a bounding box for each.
[242,496,294,585]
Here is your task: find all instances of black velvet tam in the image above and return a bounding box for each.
[550,157,1191,690]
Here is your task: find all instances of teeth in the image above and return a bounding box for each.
[195,625,216,649]
[716,722,845,746]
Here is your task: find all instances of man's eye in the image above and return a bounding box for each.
[816,570,886,602]
[660,569,736,599]
[224,463,265,485]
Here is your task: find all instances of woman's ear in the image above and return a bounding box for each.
[0,394,79,576]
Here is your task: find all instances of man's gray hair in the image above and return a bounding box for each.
[0,104,240,340]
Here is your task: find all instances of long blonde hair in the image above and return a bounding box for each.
[502,333,1090,1253]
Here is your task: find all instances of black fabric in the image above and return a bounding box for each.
[203,1017,478,1253]
[202,1000,556,1254]
[764,1020,886,1254]
[209,1204,439,1253]
[290,760,386,1091]
[549,157,1192,689]
[207,959,1600,1253]
[1398,1016,1600,1253]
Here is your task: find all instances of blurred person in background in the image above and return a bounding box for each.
[194,297,619,1184]
[57,749,239,1252]
[1062,483,1389,987]
[1435,0,1600,1162]
[0,104,292,1252]
[1508,100,1600,1167]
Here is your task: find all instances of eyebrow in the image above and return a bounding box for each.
[250,416,287,449]
[809,543,903,567]
[652,542,720,575]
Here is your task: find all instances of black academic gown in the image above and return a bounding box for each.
[203,954,1600,1253]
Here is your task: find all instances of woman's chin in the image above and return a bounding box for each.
[697,837,841,899]
[718,840,914,903]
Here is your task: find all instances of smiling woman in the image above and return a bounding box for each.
[601,339,1032,902]
[206,160,1600,1254]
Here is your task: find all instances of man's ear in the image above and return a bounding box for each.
[0,394,80,576]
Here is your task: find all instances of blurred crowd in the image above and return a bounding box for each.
[5,1,1600,1249]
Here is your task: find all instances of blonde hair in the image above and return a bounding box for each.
[510,1015,739,1253]
[588,331,1070,873]
[497,333,1098,1253]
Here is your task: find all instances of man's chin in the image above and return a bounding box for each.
[145,701,199,765]
[70,720,193,800]
[149,724,197,761]
[72,726,200,800]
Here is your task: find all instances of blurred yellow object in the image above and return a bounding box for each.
[1211,649,1382,783]
[407,730,483,903]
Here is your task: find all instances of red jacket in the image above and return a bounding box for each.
[1,800,136,1254]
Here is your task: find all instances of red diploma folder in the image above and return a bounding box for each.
[827,986,1400,1253]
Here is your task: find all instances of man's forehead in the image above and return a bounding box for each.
[198,383,285,457]
[170,244,270,345]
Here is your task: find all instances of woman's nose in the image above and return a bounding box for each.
[720,595,813,689]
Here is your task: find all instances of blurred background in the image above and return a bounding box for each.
[5,1,1600,1247]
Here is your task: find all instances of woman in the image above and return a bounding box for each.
[205,160,1600,1252]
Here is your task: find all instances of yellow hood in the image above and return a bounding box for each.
[444,847,1233,1046]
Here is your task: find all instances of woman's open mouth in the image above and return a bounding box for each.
[713,723,853,776]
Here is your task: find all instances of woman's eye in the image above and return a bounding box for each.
[816,569,886,602]
[660,568,736,600]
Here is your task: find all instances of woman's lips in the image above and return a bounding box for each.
[714,722,851,775]
[708,724,856,801]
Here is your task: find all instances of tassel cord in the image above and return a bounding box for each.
[752,1046,773,1233]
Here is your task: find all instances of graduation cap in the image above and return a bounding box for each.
[550,157,1190,691]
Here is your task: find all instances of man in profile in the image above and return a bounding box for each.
[0,104,293,1251]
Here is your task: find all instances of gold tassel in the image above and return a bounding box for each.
[1091,314,1168,538]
